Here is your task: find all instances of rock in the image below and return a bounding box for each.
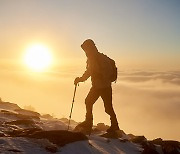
[131,136,147,144]
[127,133,136,140]
[119,138,129,143]
[141,139,180,154]
[16,113,40,120]
[8,149,22,152]
[6,127,42,137]
[0,109,18,117]
[15,109,40,117]
[41,114,53,119]
[0,109,40,121]
[5,119,35,126]
[4,120,42,137]
[0,110,13,113]
[151,139,180,154]
[60,118,78,125]
[28,130,88,146]
[45,145,58,153]
[162,141,180,154]
[91,128,101,134]
[152,138,163,144]
[142,142,159,154]
[96,123,109,131]
[0,101,21,111]
[0,131,5,137]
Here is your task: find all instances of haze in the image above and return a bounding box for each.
[0,0,179,141]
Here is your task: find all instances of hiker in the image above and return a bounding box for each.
[74,39,120,134]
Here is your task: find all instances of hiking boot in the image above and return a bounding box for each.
[106,125,120,133]
[77,120,93,128]
[74,120,93,135]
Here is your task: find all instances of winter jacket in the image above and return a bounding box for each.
[80,52,112,89]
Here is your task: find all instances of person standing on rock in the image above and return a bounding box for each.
[74,39,120,135]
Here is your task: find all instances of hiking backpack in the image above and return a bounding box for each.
[109,58,118,82]
[99,53,118,83]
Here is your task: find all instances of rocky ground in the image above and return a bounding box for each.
[0,99,179,154]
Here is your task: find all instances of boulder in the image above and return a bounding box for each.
[16,113,40,120]
[162,141,180,154]
[127,133,136,140]
[28,130,88,146]
[5,119,35,126]
[96,123,109,131]
[131,135,147,144]
[15,109,40,117]
[6,127,42,137]
[142,142,159,154]
[41,114,53,119]
[0,131,5,137]
[0,101,21,111]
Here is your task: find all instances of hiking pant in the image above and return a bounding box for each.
[85,86,119,127]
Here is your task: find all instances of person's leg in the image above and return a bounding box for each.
[74,87,100,134]
[76,87,100,130]
[101,86,119,132]
[85,87,100,123]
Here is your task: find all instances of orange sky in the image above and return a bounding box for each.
[0,1,180,141]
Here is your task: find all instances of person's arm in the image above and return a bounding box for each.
[74,60,90,85]
[79,69,90,82]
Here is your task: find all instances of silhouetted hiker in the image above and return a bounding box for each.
[74,39,120,134]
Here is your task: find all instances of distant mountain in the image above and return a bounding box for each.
[0,99,179,154]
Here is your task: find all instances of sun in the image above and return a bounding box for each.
[24,44,53,72]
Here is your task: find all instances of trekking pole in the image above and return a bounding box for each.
[67,84,78,130]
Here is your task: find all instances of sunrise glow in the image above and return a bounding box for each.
[24,44,53,72]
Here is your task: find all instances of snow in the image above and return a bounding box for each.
[0,137,143,154]
[0,113,143,154]
[0,101,156,154]
[0,137,56,154]
[0,134,144,154]
[39,119,68,131]
[60,135,142,154]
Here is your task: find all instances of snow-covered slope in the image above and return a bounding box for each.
[0,100,179,154]
[61,135,142,154]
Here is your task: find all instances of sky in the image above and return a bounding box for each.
[0,0,180,140]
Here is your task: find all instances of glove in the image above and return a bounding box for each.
[74,77,80,85]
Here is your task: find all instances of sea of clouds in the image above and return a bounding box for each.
[0,63,179,140]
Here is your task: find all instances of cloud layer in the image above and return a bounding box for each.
[112,70,180,140]
[0,68,179,141]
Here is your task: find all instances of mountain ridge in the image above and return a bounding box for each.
[0,99,179,154]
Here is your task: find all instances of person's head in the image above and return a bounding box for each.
[81,39,98,57]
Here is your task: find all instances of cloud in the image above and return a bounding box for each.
[114,71,180,119]
[113,70,180,140]
[118,70,180,85]
[0,67,179,140]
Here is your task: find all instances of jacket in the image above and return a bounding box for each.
[80,52,112,89]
